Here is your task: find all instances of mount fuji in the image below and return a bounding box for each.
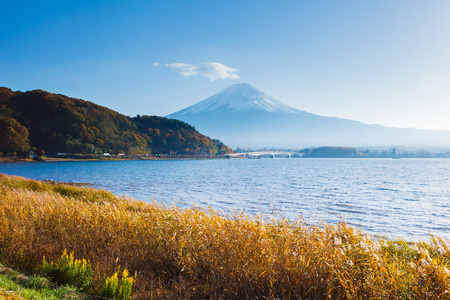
[167,83,450,148]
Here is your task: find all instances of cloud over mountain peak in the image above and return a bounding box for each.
[167,62,239,81]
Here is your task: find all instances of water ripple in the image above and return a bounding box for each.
[1,158,450,241]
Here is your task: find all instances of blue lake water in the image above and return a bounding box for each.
[1,158,449,241]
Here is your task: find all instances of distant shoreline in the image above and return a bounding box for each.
[0,155,230,163]
[2,156,450,163]
[39,179,93,186]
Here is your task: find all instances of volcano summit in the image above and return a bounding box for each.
[167,84,450,148]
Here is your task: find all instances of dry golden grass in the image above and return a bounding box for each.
[0,173,449,299]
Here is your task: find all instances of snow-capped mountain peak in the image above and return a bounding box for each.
[166,83,450,148]
[175,83,300,115]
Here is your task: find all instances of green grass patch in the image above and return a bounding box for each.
[0,262,88,300]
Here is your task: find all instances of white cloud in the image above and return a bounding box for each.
[167,62,240,81]
[153,62,159,67]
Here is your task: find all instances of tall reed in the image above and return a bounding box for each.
[0,173,449,299]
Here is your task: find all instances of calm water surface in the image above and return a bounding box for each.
[1,158,449,240]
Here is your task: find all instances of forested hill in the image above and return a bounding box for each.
[0,87,232,156]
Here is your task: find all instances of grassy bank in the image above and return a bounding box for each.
[0,261,87,300]
[0,173,449,299]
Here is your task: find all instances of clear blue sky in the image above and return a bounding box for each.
[2,0,450,130]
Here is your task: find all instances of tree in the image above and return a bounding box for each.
[0,88,233,156]
[36,149,45,157]
[0,116,30,156]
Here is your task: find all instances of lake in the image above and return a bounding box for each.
[1,158,449,241]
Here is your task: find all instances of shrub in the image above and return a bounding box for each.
[36,150,45,157]
[40,250,93,291]
[119,269,134,300]
[103,271,119,298]
[102,268,133,300]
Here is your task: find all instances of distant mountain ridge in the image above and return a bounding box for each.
[0,87,232,156]
[167,83,450,148]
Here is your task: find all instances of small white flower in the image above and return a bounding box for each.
[420,258,430,267]
[360,240,365,248]
[420,248,431,260]
[372,254,381,262]
[373,242,381,252]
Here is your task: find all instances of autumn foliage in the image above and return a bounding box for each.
[0,116,30,156]
[0,87,232,156]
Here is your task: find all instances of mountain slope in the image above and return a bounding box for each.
[167,83,450,148]
[0,87,232,156]
[174,83,300,114]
